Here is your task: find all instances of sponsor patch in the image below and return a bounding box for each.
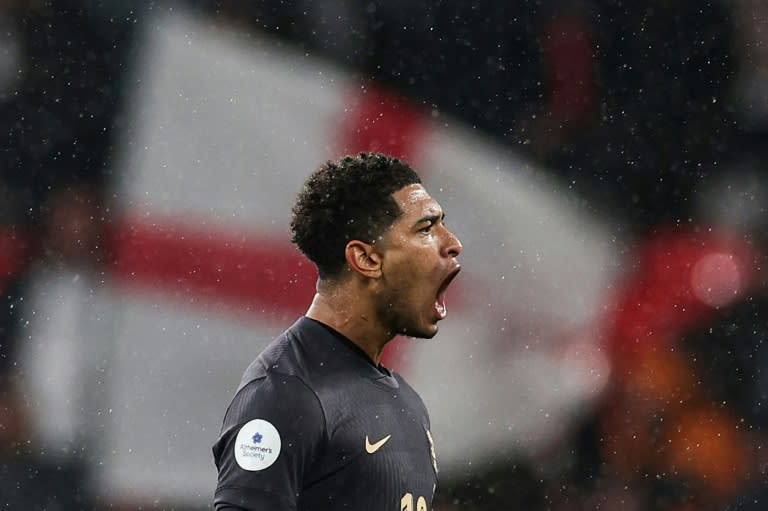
[234,419,281,471]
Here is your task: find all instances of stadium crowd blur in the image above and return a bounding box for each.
[1,0,767,510]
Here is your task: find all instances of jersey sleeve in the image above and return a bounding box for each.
[212,374,326,511]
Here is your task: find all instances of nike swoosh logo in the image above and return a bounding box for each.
[365,434,391,454]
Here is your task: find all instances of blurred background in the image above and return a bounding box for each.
[0,0,767,509]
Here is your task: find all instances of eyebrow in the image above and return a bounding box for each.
[413,212,445,227]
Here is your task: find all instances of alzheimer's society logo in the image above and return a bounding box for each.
[234,419,281,471]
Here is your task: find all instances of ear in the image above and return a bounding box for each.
[344,240,382,279]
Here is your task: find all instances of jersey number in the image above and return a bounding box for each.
[400,492,427,511]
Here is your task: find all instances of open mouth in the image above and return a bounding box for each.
[435,266,461,319]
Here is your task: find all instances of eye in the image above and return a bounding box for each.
[419,223,433,234]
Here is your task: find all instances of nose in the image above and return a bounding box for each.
[443,228,463,258]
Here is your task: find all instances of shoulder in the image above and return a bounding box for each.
[225,372,325,434]
[237,318,320,390]
[223,318,339,429]
[392,371,431,422]
[214,371,328,472]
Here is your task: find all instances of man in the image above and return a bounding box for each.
[213,152,463,510]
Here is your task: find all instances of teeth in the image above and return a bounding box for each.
[435,300,446,319]
[435,268,458,319]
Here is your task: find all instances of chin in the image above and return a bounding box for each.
[399,323,439,340]
[421,328,439,339]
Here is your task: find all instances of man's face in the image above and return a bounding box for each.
[374,183,463,338]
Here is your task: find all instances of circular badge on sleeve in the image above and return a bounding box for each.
[234,418,282,471]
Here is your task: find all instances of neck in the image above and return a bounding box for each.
[305,281,393,365]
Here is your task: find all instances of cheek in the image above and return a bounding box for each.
[398,260,436,302]
[393,251,430,279]
[382,244,436,286]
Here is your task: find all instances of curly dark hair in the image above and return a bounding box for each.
[290,152,422,279]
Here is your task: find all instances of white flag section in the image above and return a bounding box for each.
[17,8,620,506]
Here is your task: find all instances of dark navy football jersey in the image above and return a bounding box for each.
[213,317,438,511]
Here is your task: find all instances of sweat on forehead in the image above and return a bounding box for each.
[398,184,429,203]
